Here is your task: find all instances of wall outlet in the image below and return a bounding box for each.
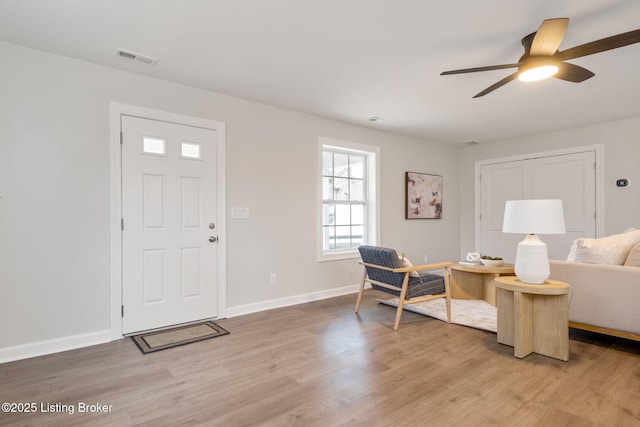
[270,273,277,285]
[424,254,429,263]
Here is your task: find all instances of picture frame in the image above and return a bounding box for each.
[405,172,442,219]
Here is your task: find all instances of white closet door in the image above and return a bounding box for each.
[479,151,596,262]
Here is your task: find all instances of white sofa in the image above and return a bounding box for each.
[549,260,640,340]
[548,229,640,341]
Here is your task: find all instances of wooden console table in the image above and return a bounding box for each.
[450,263,515,306]
[495,276,570,361]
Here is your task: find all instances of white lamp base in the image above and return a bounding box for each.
[514,234,550,284]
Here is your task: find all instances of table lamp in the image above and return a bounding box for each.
[502,199,566,284]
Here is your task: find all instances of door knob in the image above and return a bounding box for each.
[209,236,218,243]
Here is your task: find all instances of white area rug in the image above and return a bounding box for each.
[379,298,497,333]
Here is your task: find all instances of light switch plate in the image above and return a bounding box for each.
[232,207,250,219]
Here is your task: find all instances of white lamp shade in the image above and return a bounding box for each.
[502,199,566,234]
[502,199,566,284]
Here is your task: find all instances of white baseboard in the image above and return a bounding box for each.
[226,283,364,318]
[0,285,367,363]
[0,330,111,364]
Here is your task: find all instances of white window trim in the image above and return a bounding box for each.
[317,137,380,262]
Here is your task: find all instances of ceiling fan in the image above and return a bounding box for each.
[441,18,640,98]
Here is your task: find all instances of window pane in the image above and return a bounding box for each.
[143,137,166,155]
[323,177,334,200]
[334,226,351,248]
[181,142,202,159]
[335,204,350,225]
[350,155,364,178]
[334,153,349,177]
[351,226,364,246]
[333,178,349,201]
[322,204,335,226]
[323,152,333,176]
[351,204,364,225]
[323,226,334,250]
[350,178,364,201]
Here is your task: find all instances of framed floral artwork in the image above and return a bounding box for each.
[405,172,442,219]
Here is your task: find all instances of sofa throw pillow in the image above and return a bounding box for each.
[624,242,640,267]
[400,254,420,277]
[574,230,640,265]
[566,242,577,261]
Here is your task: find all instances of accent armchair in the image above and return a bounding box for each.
[356,245,452,330]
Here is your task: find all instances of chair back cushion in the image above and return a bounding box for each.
[358,246,406,288]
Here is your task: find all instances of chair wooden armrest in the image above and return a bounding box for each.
[359,261,453,274]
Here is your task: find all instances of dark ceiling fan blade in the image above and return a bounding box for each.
[472,72,519,98]
[531,18,569,56]
[559,29,640,60]
[554,62,595,82]
[441,63,517,75]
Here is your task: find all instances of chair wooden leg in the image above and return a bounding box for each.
[355,270,368,313]
[444,267,452,323]
[393,274,410,331]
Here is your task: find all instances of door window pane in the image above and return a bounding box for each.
[181,142,202,159]
[143,137,166,155]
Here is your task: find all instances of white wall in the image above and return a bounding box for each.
[0,41,460,357]
[459,117,640,258]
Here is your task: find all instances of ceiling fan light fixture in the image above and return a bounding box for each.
[518,56,559,82]
[519,65,558,81]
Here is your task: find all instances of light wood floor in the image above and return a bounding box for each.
[1,291,639,426]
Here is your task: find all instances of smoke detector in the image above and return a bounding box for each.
[115,48,158,66]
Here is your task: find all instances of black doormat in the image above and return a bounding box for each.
[131,321,229,354]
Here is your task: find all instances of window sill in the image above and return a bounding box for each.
[317,250,361,263]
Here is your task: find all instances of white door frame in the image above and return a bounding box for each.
[109,102,227,340]
[474,144,605,252]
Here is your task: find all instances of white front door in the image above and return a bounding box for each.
[479,150,597,262]
[121,115,219,334]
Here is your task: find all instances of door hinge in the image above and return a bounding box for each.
[121,218,124,231]
[479,213,482,220]
[121,305,124,317]
[120,131,123,145]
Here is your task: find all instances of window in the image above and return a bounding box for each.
[319,138,378,261]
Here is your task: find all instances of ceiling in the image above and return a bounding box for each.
[1,0,639,145]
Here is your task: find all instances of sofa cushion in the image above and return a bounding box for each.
[574,230,640,265]
[624,242,640,267]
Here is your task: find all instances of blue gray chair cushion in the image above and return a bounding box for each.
[358,245,445,299]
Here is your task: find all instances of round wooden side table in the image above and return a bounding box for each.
[450,263,515,306]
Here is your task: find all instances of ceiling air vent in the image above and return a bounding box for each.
[115,48,158,66]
